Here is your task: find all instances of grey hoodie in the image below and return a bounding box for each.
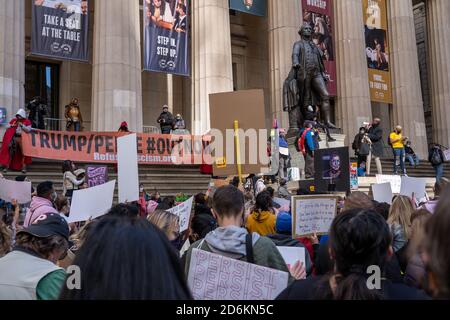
[204,226,260,259]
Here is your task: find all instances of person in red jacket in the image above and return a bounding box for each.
[0,109,33,173]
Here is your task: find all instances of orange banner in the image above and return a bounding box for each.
[21,130,211,165]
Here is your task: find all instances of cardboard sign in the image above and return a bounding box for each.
[209,90,268,176]
[188,249,289,300]
[168,196,194,233]
[400,176,427,200]
[86,166,108,188]
[68,180,116,223]
[376,174,401,194]
[292,195,338,237]
[372,183,393,204]
[117,134,139,203]
[443,149,450,162]
[277,247,306,270]
[0,179,32,204]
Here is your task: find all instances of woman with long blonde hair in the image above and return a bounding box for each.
[147,210,182,250]
[388,195,415,252]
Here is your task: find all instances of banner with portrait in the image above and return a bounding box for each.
[302,0,337,96]
[31,0,89,62]
[229,0,266,17]
[363,0,392,104]
[143,0,190,76]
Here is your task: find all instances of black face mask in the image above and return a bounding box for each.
[170,235,184,251]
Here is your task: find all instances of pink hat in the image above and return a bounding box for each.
[147,201,159,214]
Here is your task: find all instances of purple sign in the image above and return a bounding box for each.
[86,166,108,188]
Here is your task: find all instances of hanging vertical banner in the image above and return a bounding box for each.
[229,0,266,17]
[302,0,337,97]
[363,0,392,104]
[31,0,89,62]
[143,0,190,76]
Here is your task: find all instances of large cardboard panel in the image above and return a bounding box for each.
[209,90,268,176]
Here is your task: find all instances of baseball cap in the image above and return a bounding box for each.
[18,213,70,240]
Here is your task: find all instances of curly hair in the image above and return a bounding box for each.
[15,233,68,260]
[0,221,12,258]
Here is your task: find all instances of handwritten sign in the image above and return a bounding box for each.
[86,166,108,188]
[350,162,358,190]
[188,249,289,300]
[376,174,401,194]
[292,196,338,237]
[168,196,194,233]
[0,179,32,204]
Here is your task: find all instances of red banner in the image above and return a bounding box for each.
[302,0,337,96]
[21,130,211,165]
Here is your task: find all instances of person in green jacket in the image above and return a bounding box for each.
[183,185,305,282]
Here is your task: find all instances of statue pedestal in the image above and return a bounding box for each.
[288,133,346,180]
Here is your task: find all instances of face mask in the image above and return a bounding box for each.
[140,188,144,193]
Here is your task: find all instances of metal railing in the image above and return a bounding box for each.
[44,118,92,131]
[143,126,161,134]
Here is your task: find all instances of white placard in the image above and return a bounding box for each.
[68,180,116,223]
[400,176,427,199]
[168,197,194,233]
[273,197,291,208]
[288,167,300,182]
[0,179,31,204]
[188,249,289,300]
[277,247,306,269]
[372,183,393,204]
[117,134,139,203]
[443,149,450,162]
[279,147,289,156]
[293,196,337,237]
[376,175,401,194]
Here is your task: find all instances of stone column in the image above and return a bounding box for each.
[334,0,372,144]
[191,0,234,135]
[91,0,143,132]
[0,0,25,138]
[389,0,428,159]
[267,0,302,130]
[427,0,450,148]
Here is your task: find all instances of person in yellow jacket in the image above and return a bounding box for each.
[246,191,277,236]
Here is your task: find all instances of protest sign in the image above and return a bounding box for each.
[350,162,358,190]
[314,147,350,193]
[188,249,289,300]
[288,167,300,182]
[400,176,427,200]
[31,0,89,61]
[209,90,268,176]
[117,134,139,203]
[21,130,211,165]
[86,166,108,188]
[376,174,401,194]
[68,180,116,223]
[372,183,393,204]
[292,195,338,237]
[0,179,32,204]
[273,197,291,209]
[277,247,306,270]
[443,149,450,162]
[168,196,194,233]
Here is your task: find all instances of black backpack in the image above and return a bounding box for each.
[430,148,443,166]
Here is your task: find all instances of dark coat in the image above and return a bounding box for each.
[157,111,175,132]
[367,124,384,157]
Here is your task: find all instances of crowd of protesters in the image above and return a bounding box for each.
[1,166,450,300]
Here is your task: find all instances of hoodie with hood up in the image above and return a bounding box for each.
[246,210,276,236]
[24,197,58,227]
